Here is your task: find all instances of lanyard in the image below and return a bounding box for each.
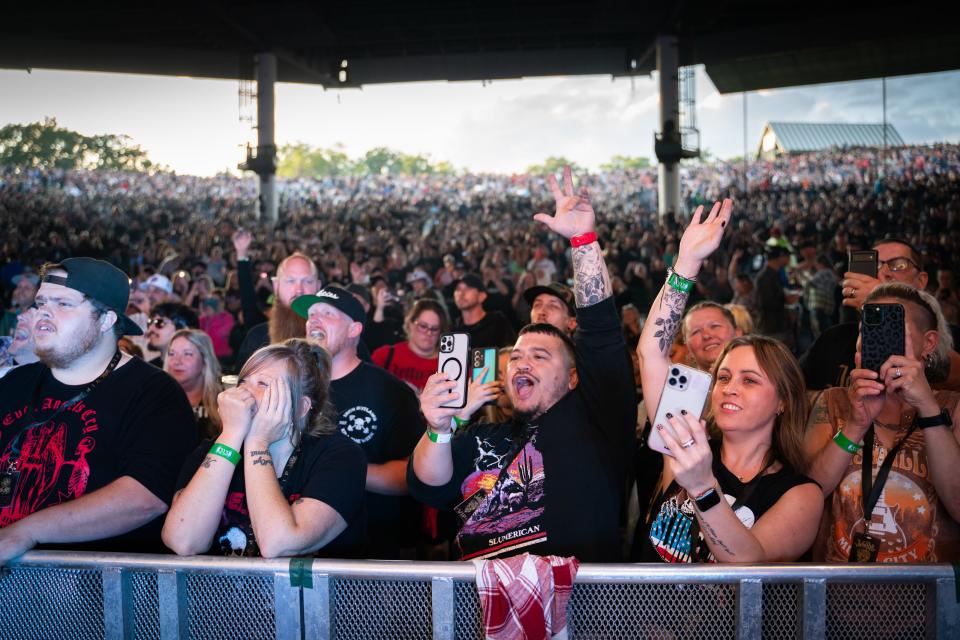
[861,420,918,519]
[6,350,122,466]
[276,442,302,494]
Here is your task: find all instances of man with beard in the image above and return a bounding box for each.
[233,229,320,368]
[292,286,424,558]
[0,258,196,565]
[408,167,637,561]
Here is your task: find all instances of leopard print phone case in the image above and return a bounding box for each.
[860,303,905,374]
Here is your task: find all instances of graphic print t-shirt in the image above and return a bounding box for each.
[176,433,367,557]
[0,359,197,551]
[642,444,816,563]
[371,342,437,392]
[817,388,960,563]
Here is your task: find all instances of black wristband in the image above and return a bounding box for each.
[916,408,952,429]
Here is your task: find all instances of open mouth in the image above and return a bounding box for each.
[720,402,742,412]
[35,321,55,335]
[308,326,326,342]
[513,374,536,400]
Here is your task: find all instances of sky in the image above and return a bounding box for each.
[1,65,958,176]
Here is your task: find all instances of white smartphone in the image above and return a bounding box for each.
[647,364,712,456]
[438,333,471,409]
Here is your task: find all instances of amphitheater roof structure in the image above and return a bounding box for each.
[758,122,906,158]
[2,1,958,93]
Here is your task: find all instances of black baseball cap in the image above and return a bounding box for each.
[41,257,143,335]
[453,273,485,292]
[290,286,366,323]
[523,282,576,316]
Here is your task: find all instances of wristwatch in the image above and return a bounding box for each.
[693,486,722,512]
[916,408,952,430]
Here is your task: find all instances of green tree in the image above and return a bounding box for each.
[0,118,152,171]
[526,156,582,175]
[276,142,351,178]
[600,154,651,171]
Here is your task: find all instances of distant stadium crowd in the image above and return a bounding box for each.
[0,143,958,571]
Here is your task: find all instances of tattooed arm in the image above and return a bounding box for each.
[571,242,612,307]
[637,199,734,425]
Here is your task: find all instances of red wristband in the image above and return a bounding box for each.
[570,232,597,248]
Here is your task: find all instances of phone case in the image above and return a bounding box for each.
[647,364,712,457]
[471,348,498,383]
[848,250,878,279]
[860,303,905,374]
[438,333,471,409]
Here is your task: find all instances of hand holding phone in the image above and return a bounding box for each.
[859,303,905,374]
[848,250,878,279]
[648,364,712,457]
[437,333,471,409]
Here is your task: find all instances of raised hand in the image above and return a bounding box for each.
[533,166,595,239]
[217,386,257,440]
[677,199,734,267]
[247,377,294,447]
[879,328,938,415]
[232,229,253,260]
[845,351,885,438]
[656,411,717,497]
[457,368,504,421]
[420,372,462,433]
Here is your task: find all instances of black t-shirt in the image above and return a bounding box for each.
[754,267,788,337]
[456,310,517,349]
[640,442,816,563]
[408,297,637,562]
[175,433,367,557]
[799,321,858,390]
[0,358,197,552]
[330,362,424,553]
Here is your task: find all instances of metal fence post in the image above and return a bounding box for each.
[736,578,763,640]
[929,577,958,640]
[102,567,132,640]
[303,573,331,640]
[432,576,455,640]
[158,569,188,640]
[802,578,826,640]
[274,571,303,640]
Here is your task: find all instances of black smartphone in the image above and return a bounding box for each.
[860,303,905,374]
[438,333,471,409]
[849,250,878,279]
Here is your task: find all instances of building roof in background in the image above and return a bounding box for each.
[759,122,905,156]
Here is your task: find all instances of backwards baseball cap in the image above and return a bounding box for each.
[764,245,791,259]
[523,282,576,316]
[290,286,366,323]
[140,273,173,294]
[406,269,430,284]
[41,258,143,336]
[453,273,485,292]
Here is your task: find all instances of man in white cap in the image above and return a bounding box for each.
[0,258,196,565]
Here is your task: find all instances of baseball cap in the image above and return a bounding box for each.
[523,282,576,316]
[406,269,430,284]
[41,258,143,336]
[764,245,790,259]
[12,269,40,288]
[453,273,485,292]
[290,286,366,323]
[344,283,372,307]
[140,273,173,294]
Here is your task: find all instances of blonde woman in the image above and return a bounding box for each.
[164,329,222,439]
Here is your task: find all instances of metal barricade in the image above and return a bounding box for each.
[1,551,957,639]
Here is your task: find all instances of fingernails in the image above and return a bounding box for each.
[680,409,687,415]
[721,221,726,227]
[656,424,664,430]
[665,412,673,419]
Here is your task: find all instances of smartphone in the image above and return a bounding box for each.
[860,303,905,374]
[438,333,471,409]
[472,347,498,405]
[647,364,712,457]
[849,250,878,279]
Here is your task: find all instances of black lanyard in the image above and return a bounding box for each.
[861,420,918,519]
[276,442,302,494]
[5,350,122,468]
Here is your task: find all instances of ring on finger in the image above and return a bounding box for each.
[894,367,902,379]
[681,438,696,449]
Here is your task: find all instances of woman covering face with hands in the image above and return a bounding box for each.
[805,283,960,563]
[162,339,367,558]
[635,199,823,563]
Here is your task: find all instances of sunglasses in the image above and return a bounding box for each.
[148,317,175,329]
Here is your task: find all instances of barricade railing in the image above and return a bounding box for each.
[1,551,957,639]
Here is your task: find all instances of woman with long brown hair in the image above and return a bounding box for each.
[635,200,822,562]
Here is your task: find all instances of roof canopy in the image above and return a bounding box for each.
[2,2,958,93]
[758,122,905,157]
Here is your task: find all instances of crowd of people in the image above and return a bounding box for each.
[0,143,958,569]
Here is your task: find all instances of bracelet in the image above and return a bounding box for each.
[209,442,241,466]
[570,232,597,248]
[832,429,862,454]
[670,264,698,282]
[453,416,469,428]
[666,269,695,294]
[427,427,453,444]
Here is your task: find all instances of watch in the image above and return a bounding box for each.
[693,486,721,512]
[916,408,952,430]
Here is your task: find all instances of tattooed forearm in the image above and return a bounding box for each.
[571,243,612,307]
[251,456,273,466]
[652,285,689,355]
[248,450,270,457]
[201,456,217,469]
[700,518,736,557]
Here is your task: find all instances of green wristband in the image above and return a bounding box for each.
[426,427,453,444]
[209,442,241,466]
[832,429,861,454]
[667,271,694,294]
[453,416,469,428]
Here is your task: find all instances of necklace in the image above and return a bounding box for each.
[874,409,914,432]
